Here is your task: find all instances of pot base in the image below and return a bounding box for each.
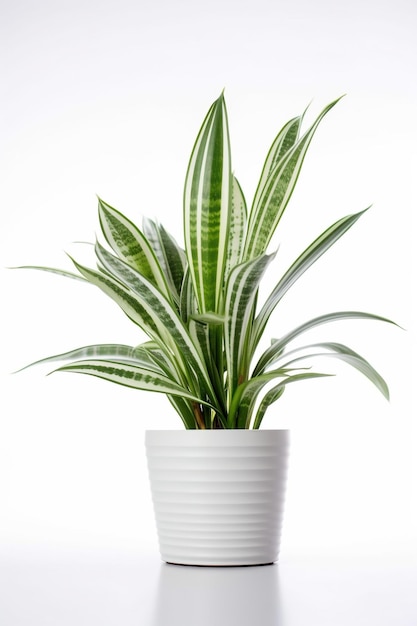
[166,561,275,568]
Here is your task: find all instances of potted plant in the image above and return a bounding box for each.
[16,92,395,566]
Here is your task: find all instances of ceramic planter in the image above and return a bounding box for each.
[145,429,289,566]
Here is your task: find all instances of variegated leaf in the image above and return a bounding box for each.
[252,385,285,430]
[189,318,227,418]
[69,255,160,336]
[224,253,274,399]
[229,370,330,428]
[142,218,186,299]
[11,266,87,282]
[94,242,221,408]
[179,267,196,323]
[253,310,396,375]
[144,345,206,429]
[165,395,200,429]
[252,209,367,354]
[244,97,343,260]
[276,342,390,399]
[251,114,303,218]
[14,343,164,373]
[224,176,247,279]
[98,198,170,299]
[184,93,232,313]
[53,359,216,406]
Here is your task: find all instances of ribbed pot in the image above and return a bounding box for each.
[145,429,289,566]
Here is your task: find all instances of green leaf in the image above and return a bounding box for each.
[94,242,222,409]
[141,345,202,429]
[322,342,390,399]
[251,114,303,220]
[224,254,274,400]
[98,197,171,299]
[229,370,330,428]
[190,312,225,325]
[253,310,397,375]
[252,209,367,354]
[69,255,159,336]
[277,342,390,400]
[189,318,227,420]
[253,385,285,430]
[10,266,87,282]
[224,176,247,279]
[53,359,216,406]
[243,97,343,260]
[184,92,232,313]
[165,395,199,429]
[142,218,186,300]
[14,343,165,373]
[179,267,196,323]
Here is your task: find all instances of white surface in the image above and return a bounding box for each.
[1,0,416,623]
[0,549,416,626]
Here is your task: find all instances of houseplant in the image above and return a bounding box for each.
[16,93,394,565]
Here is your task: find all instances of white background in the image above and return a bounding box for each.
[1,0,416,622]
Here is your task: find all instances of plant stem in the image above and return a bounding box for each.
[192,402,206,429]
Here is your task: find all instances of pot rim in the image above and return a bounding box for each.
[145,428,289,433]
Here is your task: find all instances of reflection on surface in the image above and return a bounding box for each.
[152,562,282,626]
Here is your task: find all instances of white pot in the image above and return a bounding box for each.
[145,429,289,566]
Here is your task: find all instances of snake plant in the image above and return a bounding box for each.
[17,93,395,429]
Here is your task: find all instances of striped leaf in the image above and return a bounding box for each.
[142,218,186,300]
[142,344,203,429]
[253,385,285,430]
[229,370,330,429]
[14,343,165,373]
[190,312,225,325]
[321,342,390,399]
[184,93,232,313]
[98,198,171,299]
[276,342,390,400]
[53,359,216,406]
[69,255,159,336]
[253,310,396,375]
[179,267,196,324]
[251,114,303,219]
[189,318,227,419]
[11,266,87,282]
[252,209,367,354]
[321,343,389,399]
[224,176,247,279]
[243,97,343,260]
[165,395,200,429]
[224,253,274,399]
[94,242,221,407]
